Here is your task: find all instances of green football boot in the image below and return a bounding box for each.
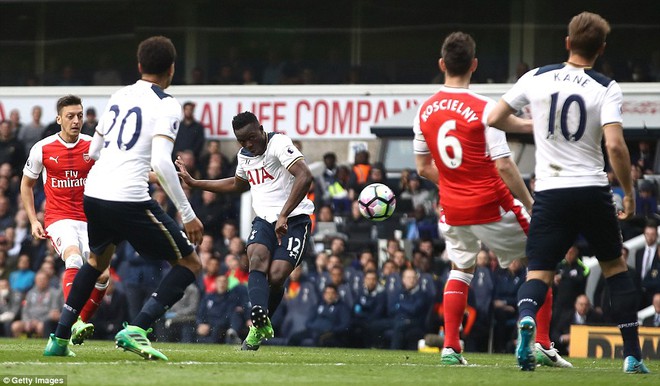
[440,347,468,365]
[70,317,95,345]
[114,322,168,361]
[241,306,275,351]
[44,333,76,357]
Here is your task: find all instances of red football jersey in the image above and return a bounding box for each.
[413,88,515,226]
[23,134,95,228]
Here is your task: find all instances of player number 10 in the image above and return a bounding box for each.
[547,92,586,141]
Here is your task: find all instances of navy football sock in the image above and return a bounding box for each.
[133,265,196,330]
[268,285,285,318]
[607,271,642,360]
[248,270,269,312]
[516,279,548,321]
[55,263,102,339]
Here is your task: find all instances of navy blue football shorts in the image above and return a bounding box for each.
[84,196,195,262]
[246,214,311,268]
[525,186,623,271]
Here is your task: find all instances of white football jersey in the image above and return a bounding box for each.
[235,132,314,222]
[503,63,622,191]
[85,80,181,201]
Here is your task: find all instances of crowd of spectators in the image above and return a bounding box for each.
[10,44,660,87]
[0,104,659,354]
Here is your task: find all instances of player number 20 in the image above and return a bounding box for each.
[436,120,463,169]
[103,105,143,151]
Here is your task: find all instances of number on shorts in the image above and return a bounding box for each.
[287,237,301,258]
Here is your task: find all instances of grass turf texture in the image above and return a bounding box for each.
[0,338,656,385]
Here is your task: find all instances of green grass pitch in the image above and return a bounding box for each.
[0,338,656,385]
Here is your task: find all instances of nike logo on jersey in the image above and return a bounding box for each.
[49,156,59,163]
[66,283,73,287]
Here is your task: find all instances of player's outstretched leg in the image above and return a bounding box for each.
[241,305,274,351]
[70,316,95,345]
[44,333,76,357]
[516,316,536,371]
[115,322,168,360]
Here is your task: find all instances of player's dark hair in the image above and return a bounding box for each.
[441,32,475,76]
[568,12,610,59]
[137,36,176,75]
[232,111,259,131]
[56,95,82,115]
[324,283,338,292]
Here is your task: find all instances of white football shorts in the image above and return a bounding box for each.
[439,200,529,269]
[46,219,90,260]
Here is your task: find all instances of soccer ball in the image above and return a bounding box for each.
[357,183,396,221]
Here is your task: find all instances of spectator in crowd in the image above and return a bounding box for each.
[642,293,660,327]
[0,120,26,177]
[0,278,22,336]
[92,55,122,86]
[635,221,660,308]
[288,284,351,347]
[88,280,128,340]
[350,269,387,348]
[198,140,232,179]
[465,250,495,352]
[267,265,318,345]
[200,256,221,295]
[196,190,226,237]
[635,180,659,220]
[112,241,165,321]
[8,109,22,136]
[492,258,526,353]
[326,165,353,216]
[188,66,206,85]
[632,140,655,175]
[551,294,603,355]
[11,271,62,337]
[17,105,44,155]
[0,195,14,230]
[399,171,436,216]
[214,220,238,256]
[80,108,98,136]
[553,244,590,316]
[56,64,83,86]
[196,275,245,344]
[317,152,337,201]
[386,268,433,350]
[173,102,205,159]
[347,150,371,200]
[9,254,35,294]
[158,283,200,343]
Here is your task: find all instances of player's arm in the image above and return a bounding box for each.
[275,158,314,243]
[175,156,250,193]
[487,100,533,133]
[151,135,203,244]
[89,128,105,160]
[495,157,533,211]
[19,175,47,239]
[415,153,439,184]
[603,123,634,220]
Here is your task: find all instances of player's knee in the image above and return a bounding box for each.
[64,254,84,270]
[249,254,269,271]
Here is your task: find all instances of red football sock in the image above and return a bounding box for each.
[79,285,107,322]
[61,268,79,301]
[443,278,469,352]
[535,287,553,349]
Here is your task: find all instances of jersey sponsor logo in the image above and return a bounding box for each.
[246,167,275,185]
[49,156,59,164]
[51,170,87,188]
